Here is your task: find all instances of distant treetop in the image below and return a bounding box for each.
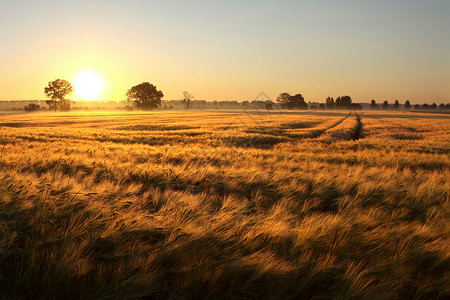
[126,82,163,110]
[276,93,307,109]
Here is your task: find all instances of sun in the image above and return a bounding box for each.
[73,70,105,100]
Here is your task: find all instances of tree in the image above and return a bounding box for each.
[325,97,335,110]
[404,100,411,109]
[276,93,291,107]
[24,103,40,112]
[382,100,389,110]
[335,96,341,108]
[126,82,163,110]
[393,100,399,110]
[353,103,363,110]
[370,100,379,110]
[277,93,307,109]
[335,96,353,109]
[182,91,194,110]
[265,101,274,110]
[289,94,307,109]
[44,79,74,111]
[430,103,437,109]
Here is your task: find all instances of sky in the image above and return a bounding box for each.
[0,0,449,103]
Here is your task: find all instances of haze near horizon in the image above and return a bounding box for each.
[0,0,449,103]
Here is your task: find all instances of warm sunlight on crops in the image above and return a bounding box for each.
[0,111,449,299]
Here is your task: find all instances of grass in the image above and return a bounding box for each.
[0,110,449,299]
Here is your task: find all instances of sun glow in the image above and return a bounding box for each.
[73,70,105,100]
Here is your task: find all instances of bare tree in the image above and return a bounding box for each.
[182,91,194,110]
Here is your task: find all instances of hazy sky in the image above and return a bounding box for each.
[0,0,449,103]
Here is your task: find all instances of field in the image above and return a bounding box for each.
[0,110,449,299]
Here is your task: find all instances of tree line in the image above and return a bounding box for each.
[369,99,449,110]
[275,93,362,110]
[22,79,449,112]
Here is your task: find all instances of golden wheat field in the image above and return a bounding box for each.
[0,110,449,299]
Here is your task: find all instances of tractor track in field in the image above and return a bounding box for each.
[352,112,363,140]
[307,113,351,139]
[308,112,363,141]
